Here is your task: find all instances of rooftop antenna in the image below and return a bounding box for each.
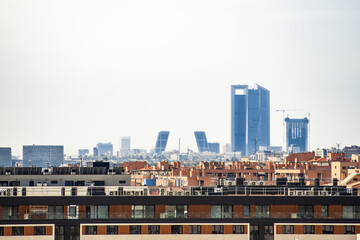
[336,143,341,153]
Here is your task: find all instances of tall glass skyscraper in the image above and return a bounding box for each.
[231,84,270,156]
[155,131,169,155]
[194,131,210,153]
[23,145,64,168]
[285,117,309,153]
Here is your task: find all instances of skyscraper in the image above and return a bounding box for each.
[285,117,309,153]
[0,147,11,167]
[194,131,210,153]
[155,131,169,155]
[23,145,64,168]
[208,142,220,154]
[97,142,113,156]
[231,84,270,155]
[121,137,131,157]
[78,149,89,156]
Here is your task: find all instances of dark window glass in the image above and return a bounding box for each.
[250,225,259,240]
[233,225,244,234]
[243,205,250,217]
[132,205,155,218]
[212,225,224,234]
[107,225,118,234]
[86,205,108,219]
[55,226,64,240]
[70,226,80,240]
[264,225,273,240]
[299,205,314,218]
[160,205,187,218]
[303,225,315,234]
[85,226,97,235]
[129,225,141,234]
[171,225,183,234]
[321,205,328,217]
[48,206,64,219]
[282,225,293,234]
[255,205,270,218]
[12,227,24,236]
[0,227,4,236]
[34,226,46,235]
[323,225,334,234]
[190,225,201,234]
[211,205,232,218]
[148,225,160,234]
[344,225,355,234]
[68,205,77,218]
[2,206,18,220]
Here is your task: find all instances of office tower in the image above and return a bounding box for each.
[223,143,231,153]
[194,131,210,153]
[97,142,113,157]
[23,145,64,168]
[285,117,309,153]
[121,137,131,157]
[231,84,270,156]
[208,142,220,154]
[78,149,89,156]
[155,131,169,155]
[0,147,11,167]
[93,147,98,157]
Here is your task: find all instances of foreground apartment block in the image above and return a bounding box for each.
[0,165,360,240]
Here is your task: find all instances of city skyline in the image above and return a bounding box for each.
[1,1,359,156]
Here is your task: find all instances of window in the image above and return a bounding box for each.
[160,205,187,218]
[243,205,250,217]
[51,181,58,184]
[299,205,314,218]
[148,225,160,234]
[321,205,328,217]
[343,206,360,219]
[85,226,97,235]
[2,206,18,220]
[303,225,315,234]
[12,227,24,236]
[323,225,334,234]
[34,226,46,235]
[282,225,294,234]
[86,205,108,219]
[48,206,63,219]
[132,205,154,218]
[233,225,244,234]
[212,225,223,234]
[190,225,201,234]
[68,205,78,218]
[0,227,4,236]
[255,205,270,218]
[119,180,126,184]
[70,225,80,240]
[55,226,64,240]
[129,225,141,234]
[211,205,232,218]
[250,225,259,240]
[107,225,118,234]
[344,225,355,234]
[171,225,183,234]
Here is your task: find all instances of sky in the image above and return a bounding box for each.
[0,0,359,157]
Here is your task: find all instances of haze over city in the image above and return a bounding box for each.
[0,0,359,156]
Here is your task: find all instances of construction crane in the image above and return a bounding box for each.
[275,109,300,152]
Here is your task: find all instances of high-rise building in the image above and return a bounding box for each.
[0,147,11,167]
[155,131,169,155]
[121,137,131,157]
[78,149,89,156]
[285,117,309,153]
[231,84,270,155]
[208,142,220,154]
[97,142,113,156]
[194,131,210,153]
[23,145,64,168]
[93,147,98,157]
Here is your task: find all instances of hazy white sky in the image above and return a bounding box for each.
[1,0,359,156]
